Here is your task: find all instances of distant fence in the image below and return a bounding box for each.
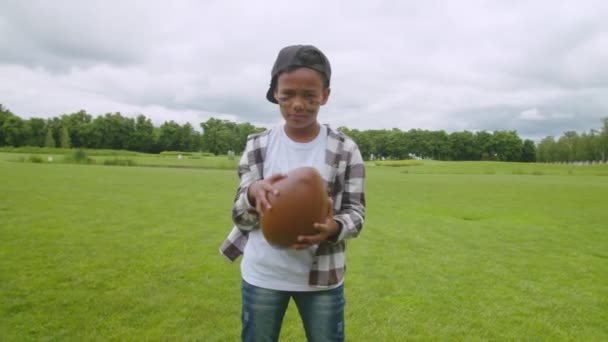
[545,160,608,165]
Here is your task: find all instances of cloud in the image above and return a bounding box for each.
[1,0,607,140]
[520,108,545,121]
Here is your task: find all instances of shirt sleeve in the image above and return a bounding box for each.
[231,136,263,231]
[332,140,366,242]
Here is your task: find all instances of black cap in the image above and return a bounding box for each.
[266,45,332,104]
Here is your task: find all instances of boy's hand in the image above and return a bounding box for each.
[292,198,340,249]
[248,173,287,216]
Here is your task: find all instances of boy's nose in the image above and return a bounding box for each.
[292,98,304,112]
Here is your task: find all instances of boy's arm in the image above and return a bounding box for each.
[331,143,366,242]
[231,138,262,231]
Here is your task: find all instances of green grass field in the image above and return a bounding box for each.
[1,153,607,340]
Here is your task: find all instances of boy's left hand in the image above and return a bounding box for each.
[292,198,340,250]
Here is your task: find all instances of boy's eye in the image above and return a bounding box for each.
[277,92,321,106]
[278,95,293,102]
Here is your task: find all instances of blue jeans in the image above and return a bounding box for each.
[241,280,345,342]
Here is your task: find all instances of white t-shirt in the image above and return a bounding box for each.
[241,124,334,291]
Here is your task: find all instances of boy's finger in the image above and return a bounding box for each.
[269,173,287,183]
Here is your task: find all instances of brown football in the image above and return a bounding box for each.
[260,167,328,247]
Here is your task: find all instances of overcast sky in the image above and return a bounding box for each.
[1,0,607,141]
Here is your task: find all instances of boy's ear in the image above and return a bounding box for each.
[321,87,331,105]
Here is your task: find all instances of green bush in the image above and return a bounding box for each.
[64,149,95,164]
[85,149,142,157]
[28,155,43,163]
[73,149,88,162]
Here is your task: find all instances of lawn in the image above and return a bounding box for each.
[1,154,607,340]
[0,150,240,170]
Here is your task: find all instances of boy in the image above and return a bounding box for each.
[220,44,366,342]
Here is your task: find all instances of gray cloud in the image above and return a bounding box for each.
[1,0,607,140]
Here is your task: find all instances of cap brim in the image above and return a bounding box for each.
[266,86,278,104]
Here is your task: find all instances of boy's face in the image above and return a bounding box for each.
[274,67,330,133]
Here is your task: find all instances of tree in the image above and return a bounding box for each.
[205,118,234,154]
[89,112,134,150]
[366,129,390,159]
[339,127,372,160]
[404,129,428,159]
[586,130,603,162]
[386,129,407,160]
[475,131,495,160]
[131,114,156,152]
[559,131,578,162]
[492,131,523,162]
[61,110,93,148]
[235,122,264,154]
[25,118,47,147]
[449,131,476,160]
[0,105,13,145]
[576,132,596,162]
[200,118,263,155]
[0,114,26,147]
[60,126,71,148]
[536,136,551,162]
[176,122,201,152]
[601,118,608,161]
[158,120,180,151]
[45,117,63,148]
[429,130,450,160]
[521,139,536,162]
[44,129,56,148]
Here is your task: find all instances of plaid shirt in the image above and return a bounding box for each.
[219,124,366,287]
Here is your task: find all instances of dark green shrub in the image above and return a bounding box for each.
[73,149,87,162]
[28,155,43,163]
[64,149,95,164]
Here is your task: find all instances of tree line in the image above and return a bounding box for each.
[536,119,608,163]
[345,121,608,163]
[1,104,607,162]
[339,127,537,162]
[0,105,263,155]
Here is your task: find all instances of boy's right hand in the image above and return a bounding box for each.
[247,173,287,216]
